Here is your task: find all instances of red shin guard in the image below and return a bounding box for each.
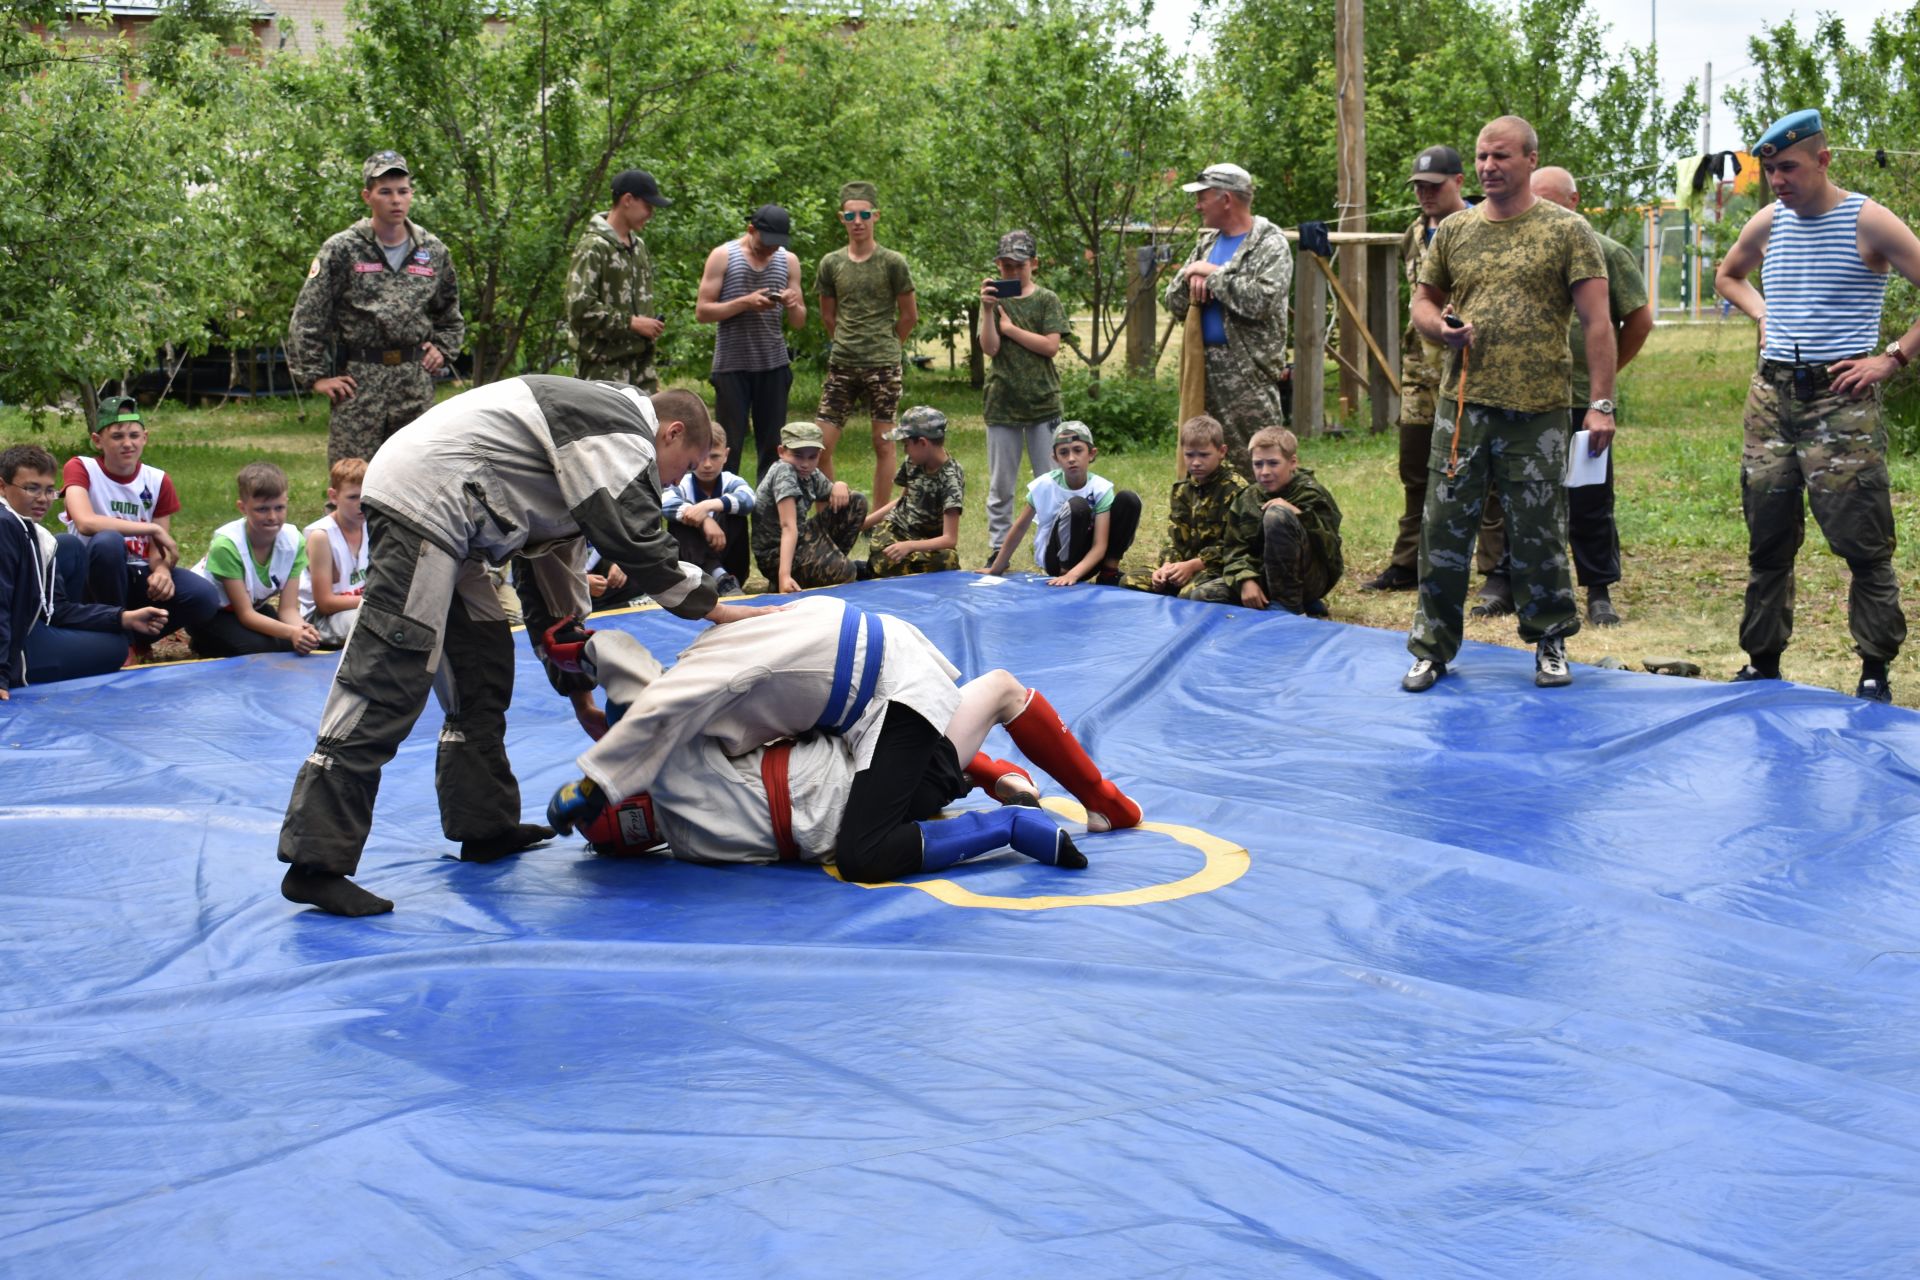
[966,753,1037,803]
[1003,690,1141,831]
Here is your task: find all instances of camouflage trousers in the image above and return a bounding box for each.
[1204,344,1288,475]
[1160,574,1235,604]
[1739,371,1905,662]
[576,353,658,393]
[1394,381,1505,575]
[754,492,870,589]
[278,510,525,877]
[1254,506,1341,614]
[866,525,960,578]
[1409,403,1578,664]
[328,360,435,467]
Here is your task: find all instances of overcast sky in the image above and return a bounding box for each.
[1142,0,1902,153]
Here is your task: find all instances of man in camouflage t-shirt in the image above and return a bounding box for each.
[1402,116,1616,693]
[566,169,670,390]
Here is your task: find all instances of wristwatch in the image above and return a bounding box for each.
[1887,339,1911,369]
[1589,398,1616,415]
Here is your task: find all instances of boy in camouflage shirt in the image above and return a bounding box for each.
[865,406,965,577]
[1146,414,1248,603]
[566,169,670,390]
[752,421,868,593]
[1224,426,1344,616]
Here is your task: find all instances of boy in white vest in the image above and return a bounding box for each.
[59,396,223,642]
[188,462,321,658]
[300,456,371,648]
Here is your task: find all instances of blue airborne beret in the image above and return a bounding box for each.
[1754,109,1824,159]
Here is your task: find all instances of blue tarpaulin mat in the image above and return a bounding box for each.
[5,574,1920,1278]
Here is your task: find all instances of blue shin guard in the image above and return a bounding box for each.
[917,808,1087,872]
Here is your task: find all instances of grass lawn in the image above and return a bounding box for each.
[8,319,1918,704]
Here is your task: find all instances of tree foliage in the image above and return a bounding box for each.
[1194,0,1700,235]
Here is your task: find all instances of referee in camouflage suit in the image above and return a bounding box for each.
[288,151,463,467]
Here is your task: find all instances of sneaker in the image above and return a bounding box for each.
[713,573,742,596]
[1402,658,1447,692]
[1534,637,1572,687]
[1470,575,1514,619]
[1586,589,1621,627]
[1303,597,1330,618]
[1858,676,1894,703]
[1359,564,1417,592]
[1730,664,1779,683]
[1094,567,1125,587]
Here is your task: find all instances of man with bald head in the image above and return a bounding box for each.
[1401,115,1615,692]
[1714,109,1920,701]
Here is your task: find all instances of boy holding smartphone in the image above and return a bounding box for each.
[977,229,1071,567]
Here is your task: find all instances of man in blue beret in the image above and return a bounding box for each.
[1714,109,1920,702]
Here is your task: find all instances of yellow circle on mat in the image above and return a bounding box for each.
[823,796,1250,911]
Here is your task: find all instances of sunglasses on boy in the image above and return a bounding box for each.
[840,210,875,222]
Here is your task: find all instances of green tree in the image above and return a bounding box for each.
[1195,0,1699,233]
[343,0,755,382]
[0,20,242,422]
[938,0,1190,377]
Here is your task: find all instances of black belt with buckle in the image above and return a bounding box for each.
[1758,352,1867,401]
[344,345,423,367]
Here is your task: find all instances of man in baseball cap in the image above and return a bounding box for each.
[1163,160,1293,474]
[567,170,670,390]
[1358,144,1472,594]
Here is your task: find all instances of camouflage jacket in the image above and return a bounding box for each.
[287,218,463,386]
[566,213,654,368]
[1161,465,1248,574]
[1222,468,1344,587]
[1163,215,1294,390]
[876,456,966,544]
[1400,215,1449,391]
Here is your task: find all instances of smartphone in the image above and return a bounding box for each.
[1443,313,1464,328]
[988,278,1021,299]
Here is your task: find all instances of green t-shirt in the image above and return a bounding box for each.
[1568,231,1648,408]
[817,245,914,368]
[982,287,1070,425]
[206,527,307,605]
[1417,200,1608,415]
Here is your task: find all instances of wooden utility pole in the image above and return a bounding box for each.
[1334,0,1369,421]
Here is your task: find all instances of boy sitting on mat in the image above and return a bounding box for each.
[983,421,1140,587]
[1144,413,1248,603]
[1222,426,1344,616]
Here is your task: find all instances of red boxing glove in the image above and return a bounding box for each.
[584,794,661,855]
[541,615,595,673]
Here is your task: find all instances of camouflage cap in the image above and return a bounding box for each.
[839,180,879,207]
[781,420,825,450]
[362,150,410,184]
[94,394,142,431]
[887,406,947,441]
[1181,163,1253,197]
[1052,420,1094,449]
[995,230,1037,263]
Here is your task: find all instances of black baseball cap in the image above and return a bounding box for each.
[750,204,791,247]
[612,169,671,208]
[1408,145,1464,184]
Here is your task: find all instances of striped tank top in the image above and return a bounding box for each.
[712,240,791,373]
[1761,192,1887,362]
